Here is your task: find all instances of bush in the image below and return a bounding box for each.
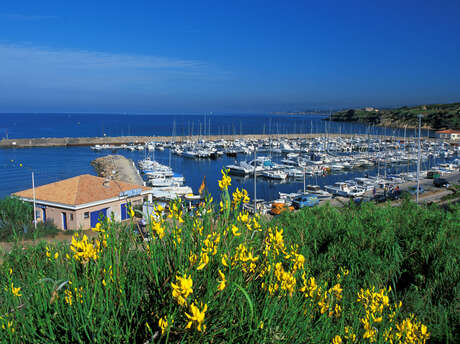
[0,197,61,241]
[0,196,33,241]
[0,176,457,343]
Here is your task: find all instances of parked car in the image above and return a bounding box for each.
[388,189,402,200]
[352,197,370,206]
[270,202,294,215]
[291,194,320,209]
[427,171,441,179]
[433,178,449,188]
[373,193,388,203]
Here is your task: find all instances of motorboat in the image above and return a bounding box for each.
[324,182,365,197]
[261,169,287,180]
[304,185,332,199]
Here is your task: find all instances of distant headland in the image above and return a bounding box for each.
[329,102,460,130]
[270,111,326,115]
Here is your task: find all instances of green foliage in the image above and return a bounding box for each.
[331,102,460,130]
[0,197,33,241]
[0,200,458,343]
[0,196,59,241]
[273,200,460,343]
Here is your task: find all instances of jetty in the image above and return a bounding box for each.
[91,155,144,186]
[0,133,423,149]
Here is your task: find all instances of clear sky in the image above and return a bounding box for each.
[0,0,459,113]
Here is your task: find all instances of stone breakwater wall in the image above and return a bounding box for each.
[91,155,144,186]
[0,133,417,148]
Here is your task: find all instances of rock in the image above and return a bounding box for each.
[91,155,144,185]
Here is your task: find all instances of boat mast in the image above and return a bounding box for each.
[416,114,422,203]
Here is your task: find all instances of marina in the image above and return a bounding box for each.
[1,114,459,208]
[90,134,460,210]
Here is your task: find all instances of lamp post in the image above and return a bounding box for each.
[303,165,306,194]
[253,147,257,214]
[32,171,37,230]
[416,114,422,204]
[16,162,37,230]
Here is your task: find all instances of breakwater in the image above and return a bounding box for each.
[0,133,420,148]
[91,155,144,185]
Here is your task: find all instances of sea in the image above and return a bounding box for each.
[0,113,437,201]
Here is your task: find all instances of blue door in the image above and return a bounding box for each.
[90,208,108,228]
[121,203,128,220]
[62,212,67,230]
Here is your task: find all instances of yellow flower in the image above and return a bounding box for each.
[300,274,317,298]
[128,206,135,218]
[218,169,231,190]
[231,224,241,236]
[145,322,151,332]
[217,269,226,291]
[221,254,229,267]
[171,273,193,306]
[197,252,210,270]
[332,335,342,344]
[64,289,73,306]
[11,283,21,297]
[9,268,12,275]
[54,252,59,259]
[237,211,249,223]
[232,187,250,206]
[155,204,164,213]
[185,301,207,332]
[259,321,264,329]
[158,316,171,335]
[70,234,100,263]
[189,253,198,265]
[152,220,166,239]
[92,222,105,232]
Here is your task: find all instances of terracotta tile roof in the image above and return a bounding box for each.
[13,174,150,206]
[436,129,460,134]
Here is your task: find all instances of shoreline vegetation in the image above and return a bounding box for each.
[0,171,458,343]
[328,102,460,130]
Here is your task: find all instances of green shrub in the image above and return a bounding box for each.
[0,182,457,343]
[0,196,33,241]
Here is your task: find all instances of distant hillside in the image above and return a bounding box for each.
[330,102,460,130]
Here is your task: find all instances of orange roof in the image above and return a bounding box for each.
[13,174,150,206]
[436,129,460,134]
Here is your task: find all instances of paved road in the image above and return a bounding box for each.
[316,171,460,207]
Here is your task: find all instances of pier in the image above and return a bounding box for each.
[0,133,425,149]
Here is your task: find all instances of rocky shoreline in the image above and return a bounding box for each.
[91,155,144,186]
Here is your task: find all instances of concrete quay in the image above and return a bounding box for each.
[0,133,421,148]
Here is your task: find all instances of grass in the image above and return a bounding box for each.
[0,173,458,343]
[440,184,460,201]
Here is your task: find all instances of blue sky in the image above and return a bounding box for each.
[0,0,459,113]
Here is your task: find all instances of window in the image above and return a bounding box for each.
[35,210,41,219]
[84,212,89,219]
[70,214,74,221]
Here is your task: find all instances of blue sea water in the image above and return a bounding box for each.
[0,113,435,201]
[0,113,428,139]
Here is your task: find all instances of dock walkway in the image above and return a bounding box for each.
[0,133,420,148]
